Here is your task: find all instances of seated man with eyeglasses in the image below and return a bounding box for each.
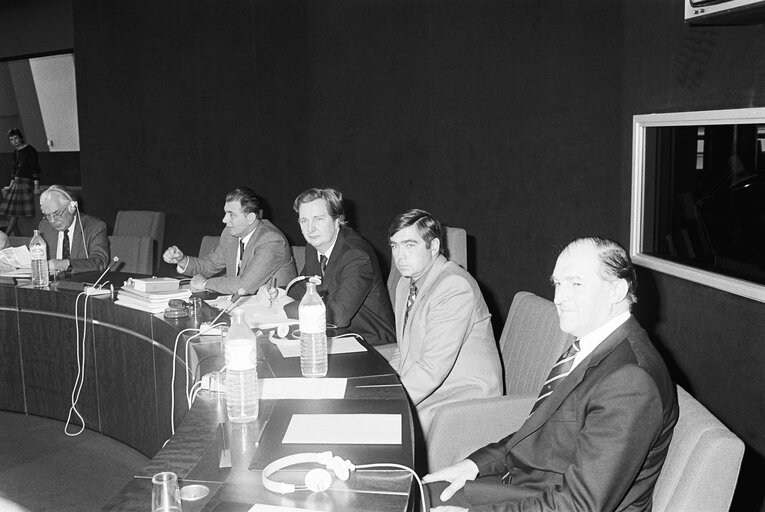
[39,185,110,274]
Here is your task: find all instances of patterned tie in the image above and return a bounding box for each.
[319,254,328,278]
[237,239,245,276]
[62,231,70,260]
[530,340,581,415]
[403,281,417,328]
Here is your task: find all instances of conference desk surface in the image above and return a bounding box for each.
[0,274,414,512]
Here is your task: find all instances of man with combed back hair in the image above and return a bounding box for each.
[423,237,678,512]
[163,186,296,295]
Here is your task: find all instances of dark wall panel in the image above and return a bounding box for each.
[72,0,625,320]
[623,1,765,510]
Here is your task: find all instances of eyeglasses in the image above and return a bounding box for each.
[43,208,68,220]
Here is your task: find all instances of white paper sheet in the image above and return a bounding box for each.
[258,378,347,400]
[0,245,31,274]
[248,505,318,512]
[282,414,402,445]
[271,335,367,358]
[207,293,296,328]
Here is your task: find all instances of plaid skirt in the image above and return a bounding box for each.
[0,178,35,217]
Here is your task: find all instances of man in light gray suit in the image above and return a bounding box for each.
[388,209,502,441]
[163,186,296,295]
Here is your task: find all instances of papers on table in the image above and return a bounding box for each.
[115,284,191,313]
[270,335,367,359]
[248,505,319,512]
[208,294,296,328]
[282,414,402,445]
[259,378,347,400]
[0,245,31,276]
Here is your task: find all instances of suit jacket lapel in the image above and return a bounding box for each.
[508,316,640,448]
[240,223,262,269]
[396,254,447,369]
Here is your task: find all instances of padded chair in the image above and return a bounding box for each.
[652,385,744,512]
[387,225,468,306]
[108,235,153,275]
[291,245,306,272]
[9,236,31,248]
[113,210,165,272]
[427,291,571,471]
[198,235,220,258]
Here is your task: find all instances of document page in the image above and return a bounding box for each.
[282,414,402,445]
[0,245,31,274]
[271,335,367,358]
[259,378,347,400]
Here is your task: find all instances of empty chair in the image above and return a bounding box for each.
[108,235,153,274]
[652,386,744,512]
[427,291,571,471]
[387,225,467,306]
[113,210,165,272]
[198,235,220,259]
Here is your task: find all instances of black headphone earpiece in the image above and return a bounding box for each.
[262,452,355,494]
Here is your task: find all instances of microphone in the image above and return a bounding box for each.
[209,288,246,327]
[91,256,120,289]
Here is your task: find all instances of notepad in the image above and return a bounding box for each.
[259,378,347,400]
[282,414,401,445]
[271,335,367,358]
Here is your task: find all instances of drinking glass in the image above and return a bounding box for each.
[151,471,182,512]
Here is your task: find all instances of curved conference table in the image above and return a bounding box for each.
[0,272,414,512]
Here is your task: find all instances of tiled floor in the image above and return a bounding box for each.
[0,412,148,512]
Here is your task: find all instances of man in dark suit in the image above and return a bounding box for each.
[283,187,395,346]
[163,186,296,295]
[423,237,678,512]
[39,185,110,274]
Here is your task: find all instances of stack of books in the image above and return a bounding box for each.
[115,278,191,314]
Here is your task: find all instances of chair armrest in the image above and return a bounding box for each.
[427,395,536,472]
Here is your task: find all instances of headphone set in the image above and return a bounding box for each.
[43,185,88,258]
[46,185,79,214]
[261,451,426,510]
[262,451,355,494]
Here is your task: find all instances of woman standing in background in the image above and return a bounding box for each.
[1,128,40,235]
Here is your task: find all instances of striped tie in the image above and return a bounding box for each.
[403,281,417,329]
[530,340,581,415]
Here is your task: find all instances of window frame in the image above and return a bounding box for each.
[630,107,765,303]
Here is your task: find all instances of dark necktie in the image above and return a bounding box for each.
[403,281,417,329]
[319,254,328,278]
[62,231,70,260]
[530,340,581,415]
[237,239,245,276]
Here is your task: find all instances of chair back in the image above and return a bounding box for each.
[9,236,31,248]
[426,291,568,471]
[108,235,153,275]
[652,386,744,512]
[113,211,165,271]
[387,225,468,305]
[291,245,306,273]
[198,235,220,258]
[500,291,571,395]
